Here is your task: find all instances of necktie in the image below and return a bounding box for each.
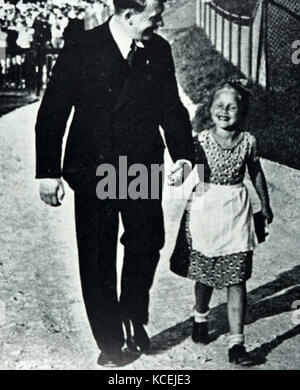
[126,40,137,67]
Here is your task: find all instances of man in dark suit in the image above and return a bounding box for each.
[35,0,193,367]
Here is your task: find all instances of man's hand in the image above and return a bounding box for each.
[167,160,192,187]
[39,178,65,207]
[261,204,274,224]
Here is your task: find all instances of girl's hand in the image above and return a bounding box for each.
[168,160,192,186]
[261,204,274,224]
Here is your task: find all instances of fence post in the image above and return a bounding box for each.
[196,0,201,27]
[256,0,268,87]
[204,1,207,33]
[200,0,202,27]
[248,18,253,79]
[263,0,269,88]
[208,3,212,40]
[214,6,217,46]
[221,12,224,56]
[229,11,232,62]
[238,15,242,70]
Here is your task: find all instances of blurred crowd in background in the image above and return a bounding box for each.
[0,0,113,50]
[0,0,113,90]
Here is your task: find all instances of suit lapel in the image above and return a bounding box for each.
[89,22,154,114]
[113,46,152,113]
[91,21,129,107]
[99,21,128,77]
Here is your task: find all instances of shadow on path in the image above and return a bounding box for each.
[148,265,300,364]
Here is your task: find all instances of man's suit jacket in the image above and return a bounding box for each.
[35,20,194,191]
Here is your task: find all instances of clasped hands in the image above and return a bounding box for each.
[167,160,192,186]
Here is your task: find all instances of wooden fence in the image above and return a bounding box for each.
[195,0,268,87]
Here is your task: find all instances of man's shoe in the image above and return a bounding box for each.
[228,344,256,366]
[132,322,150,353]
[124,318,150,353]
[97,350,124,367]
[192,321,210,344]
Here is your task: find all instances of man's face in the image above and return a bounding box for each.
[128,0,165,41]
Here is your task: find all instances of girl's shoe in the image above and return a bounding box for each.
[192,321,210,344]
[228,344,255,366]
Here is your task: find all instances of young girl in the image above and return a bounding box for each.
[169,80,273,366]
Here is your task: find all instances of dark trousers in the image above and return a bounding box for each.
[74,190,165,353]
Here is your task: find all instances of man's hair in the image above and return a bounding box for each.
[113,0,166,14]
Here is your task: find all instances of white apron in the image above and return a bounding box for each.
[187,182,256,257]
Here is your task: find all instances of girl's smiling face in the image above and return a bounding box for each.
[210,88,241,130]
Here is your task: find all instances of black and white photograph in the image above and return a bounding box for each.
[0,0,299,373]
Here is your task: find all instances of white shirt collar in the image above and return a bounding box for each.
[109,16,144,59]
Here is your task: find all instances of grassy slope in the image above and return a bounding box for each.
[171,27,300,170]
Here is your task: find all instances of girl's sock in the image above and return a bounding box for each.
[228,334,245,349]
[193,308,210,323]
